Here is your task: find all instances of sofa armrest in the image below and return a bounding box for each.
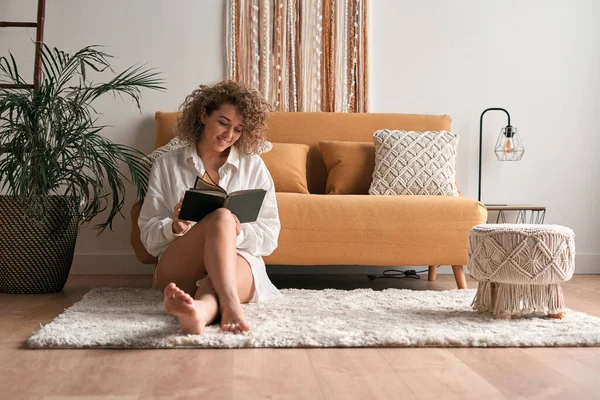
[130,201,159,265]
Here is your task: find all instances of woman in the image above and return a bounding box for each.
[139,81,281,335]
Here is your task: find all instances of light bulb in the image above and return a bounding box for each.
[504,137,514,153]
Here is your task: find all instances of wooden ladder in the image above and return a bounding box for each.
[0,0,46,91]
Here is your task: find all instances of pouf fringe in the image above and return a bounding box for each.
[471,281,494,311]
[472,282,565,315]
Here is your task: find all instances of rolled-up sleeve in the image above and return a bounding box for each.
[235,159,280,256]
[138,160,182,257]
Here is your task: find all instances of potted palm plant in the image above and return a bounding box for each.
[0,44,165,294]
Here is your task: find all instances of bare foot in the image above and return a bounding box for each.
[220,298,251,334]
[547,312,566,319]
[164,283,207,335]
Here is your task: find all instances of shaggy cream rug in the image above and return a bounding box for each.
[28,287,600,348]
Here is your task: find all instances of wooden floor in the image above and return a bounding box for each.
[1,273,600,400]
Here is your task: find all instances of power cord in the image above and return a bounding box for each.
[367,269,429,281]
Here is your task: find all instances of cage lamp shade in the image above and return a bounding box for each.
[494,125,524,161]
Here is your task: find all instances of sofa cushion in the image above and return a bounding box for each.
[146,137,187,164]
[130,201,159,264]
[155,111,453,194]
[319,141,375,194]
[261,143,310,194]
[369,130,459,196]
[264,193,487,266]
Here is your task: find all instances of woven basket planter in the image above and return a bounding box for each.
[0,196,79,294]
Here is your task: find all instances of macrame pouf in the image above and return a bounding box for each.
[467,224,575,319]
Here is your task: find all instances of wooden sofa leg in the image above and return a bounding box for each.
[428,265,438,281]
[451,265,468,289]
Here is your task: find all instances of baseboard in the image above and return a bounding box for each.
[71,254,155,275]
[573,254,600,274]
[266,265,458,275]
[70,254,455,275]
[71,254,600,275]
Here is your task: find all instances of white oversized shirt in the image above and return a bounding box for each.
[138,144,282,302]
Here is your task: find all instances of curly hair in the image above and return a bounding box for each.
[176,81,271,155]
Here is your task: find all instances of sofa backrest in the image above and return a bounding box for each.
[154,111,452,194]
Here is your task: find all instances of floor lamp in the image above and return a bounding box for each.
[478,108,525,203]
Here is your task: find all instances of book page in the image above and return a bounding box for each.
[193,175,227,194]
[191,189,227,198]
[229,189,265,196]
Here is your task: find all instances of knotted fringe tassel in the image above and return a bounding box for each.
[471,281,494,312]
[472,282,565,316]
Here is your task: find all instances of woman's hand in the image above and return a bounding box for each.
[172,197,192,235]
[232,213,241,236]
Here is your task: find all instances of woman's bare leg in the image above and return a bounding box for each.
[162,256,254,334]
[153,223,209,296]
[193,276,219,326]
[201,209,253,333]
[155,209,255,334]
[217,255,255,333]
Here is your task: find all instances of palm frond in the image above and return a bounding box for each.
[0,43,166,230]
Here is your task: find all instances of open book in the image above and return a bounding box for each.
[178,174,266,223]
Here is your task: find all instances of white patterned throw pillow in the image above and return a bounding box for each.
[145,137,187,165]
[369,130,459,196]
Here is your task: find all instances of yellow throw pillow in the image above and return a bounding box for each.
[319,141,375,194]
[261,143,310,194]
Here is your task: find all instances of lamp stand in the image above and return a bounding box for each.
[478,108,511,203]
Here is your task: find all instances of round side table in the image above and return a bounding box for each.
[485,204,546,224]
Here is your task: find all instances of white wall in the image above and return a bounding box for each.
[370,0,600,272]
[0,0,225,274]
[1,0,598,274]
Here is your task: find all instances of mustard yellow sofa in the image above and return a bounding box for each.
[130,112,487,289]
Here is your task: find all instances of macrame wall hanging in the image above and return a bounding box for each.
[226,0,368,112]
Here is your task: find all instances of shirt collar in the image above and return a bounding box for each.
[185,143,240,171]
[226,145,240,169]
